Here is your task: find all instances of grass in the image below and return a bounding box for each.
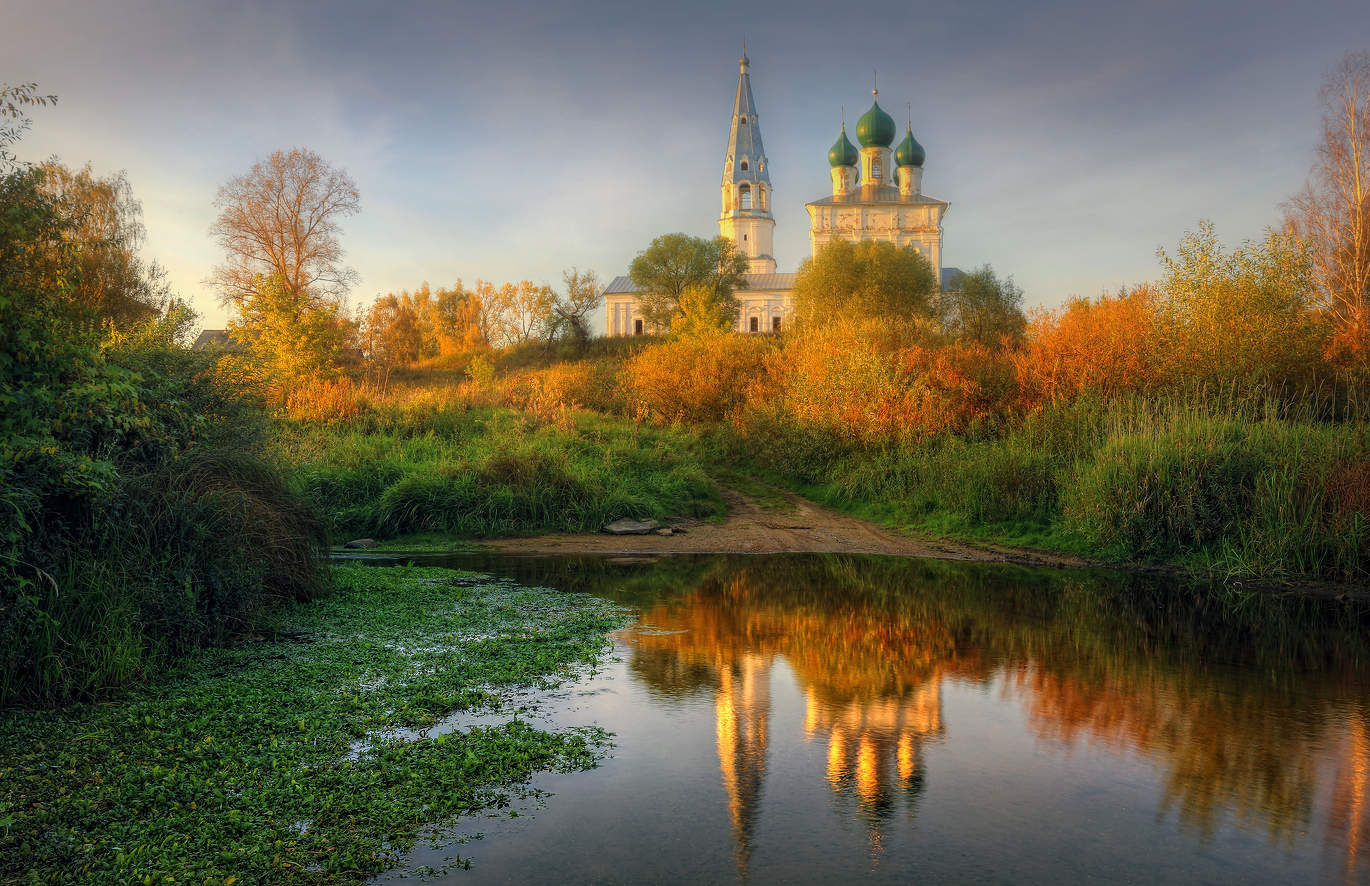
[0,564,626,884]
[729,396,1370,583]
[275,407,724,541]
[2,448,330,707]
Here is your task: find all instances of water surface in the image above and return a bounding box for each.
[363,553,1370,884]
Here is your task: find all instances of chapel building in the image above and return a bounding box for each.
[604,50,952,336]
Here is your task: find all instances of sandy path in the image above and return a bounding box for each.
[485,485,1079,566]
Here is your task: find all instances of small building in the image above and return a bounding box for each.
[606,49,957,335]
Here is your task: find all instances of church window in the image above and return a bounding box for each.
[739,184,751,210]
[634,319,643,336]
[749,316,759,333]
[740,158,748,171]
[740,116,747,124]
[872,160,882,179]
[759,186,767,210]
[772,316,781,332]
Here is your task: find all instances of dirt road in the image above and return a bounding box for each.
[485,486,1079,566]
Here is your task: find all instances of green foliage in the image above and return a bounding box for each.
[628,232,749,330]
[1063,420,1266,560]
[466,352,495,387]
[275,407,723,540]
[37,160,175,328]
[732,394,1370,582]
[229,273,354,383]
[0,81,56,171]
[792,238,937,329]
[1156,221,1327,387]
[940,264,1026,346]
[0,565,624,883]
[1,169,329,705]
[671,282,740,340]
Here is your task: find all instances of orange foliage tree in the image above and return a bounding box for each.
[1012,286,1164,406]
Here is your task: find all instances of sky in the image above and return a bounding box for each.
[5,0,1368,330]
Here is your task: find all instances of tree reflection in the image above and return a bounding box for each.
[616,554,1370,873]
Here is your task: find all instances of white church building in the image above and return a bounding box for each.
[605,49,955,336]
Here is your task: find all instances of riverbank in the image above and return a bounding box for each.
[482,484,1087,569]
[0,565,625,884]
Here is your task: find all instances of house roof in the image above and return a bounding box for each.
[193,329,233,350]
[604,272,798,295]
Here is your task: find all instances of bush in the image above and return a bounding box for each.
[626,334,773,424]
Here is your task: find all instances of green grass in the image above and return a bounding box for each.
[0,564,626,884]
[729,396,1370,583]
[275,407,724,541]
[2,448,330,707]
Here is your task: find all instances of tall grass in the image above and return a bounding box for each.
[2,448,329,706]
[753,394,1370,582]
[275,406,723,540]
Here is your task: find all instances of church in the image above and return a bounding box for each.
[604,49,954,336]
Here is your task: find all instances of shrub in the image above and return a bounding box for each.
[626,334,774,424]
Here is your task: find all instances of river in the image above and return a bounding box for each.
[350,552,1370,884]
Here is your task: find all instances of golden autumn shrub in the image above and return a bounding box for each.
[759,319,1015,442]
[1012,287,1165,407]
[626,333,775,424]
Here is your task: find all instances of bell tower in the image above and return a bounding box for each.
[718,45,777,274]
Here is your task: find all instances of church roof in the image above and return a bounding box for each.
[603,273,797,295]
[723,52,770,188]
[806,185,949,207]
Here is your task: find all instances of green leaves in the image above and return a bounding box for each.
[0,566,622,884]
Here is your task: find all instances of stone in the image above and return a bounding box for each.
[344,538,379,549]
[603,519,661,536]
[655,528,674,537]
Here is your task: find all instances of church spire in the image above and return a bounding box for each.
[719,47,776,274]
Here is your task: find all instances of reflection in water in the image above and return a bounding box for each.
[368,551,1370,883]
[612,555,1370,880]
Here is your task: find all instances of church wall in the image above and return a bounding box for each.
[734,291,793,333]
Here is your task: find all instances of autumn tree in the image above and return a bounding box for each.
[939,265,1026,347]
[1285,51,1370,366]
[37,161,174,328]
[228,274,353,382]
[209,148,360,306]
[791,238,937,329]
[543,267,603,353]
[628,233,748,330]
[482,280,555,348]
[363,293,423,367]
[1155,220,1325,387]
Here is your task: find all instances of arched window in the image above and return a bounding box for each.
[739,184,751,210]
[740,158,749,171]
[739,116,747,124]
[872,160,882,179]
[759,186,767,210]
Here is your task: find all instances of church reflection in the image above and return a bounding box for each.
[607,554,1370,879]
[628,569,951,875]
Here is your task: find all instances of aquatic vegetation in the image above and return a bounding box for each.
[0,565,626,883]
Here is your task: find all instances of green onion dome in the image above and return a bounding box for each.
[856,99,896,148]
[895,124,925,167]
[828,125,858,167]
